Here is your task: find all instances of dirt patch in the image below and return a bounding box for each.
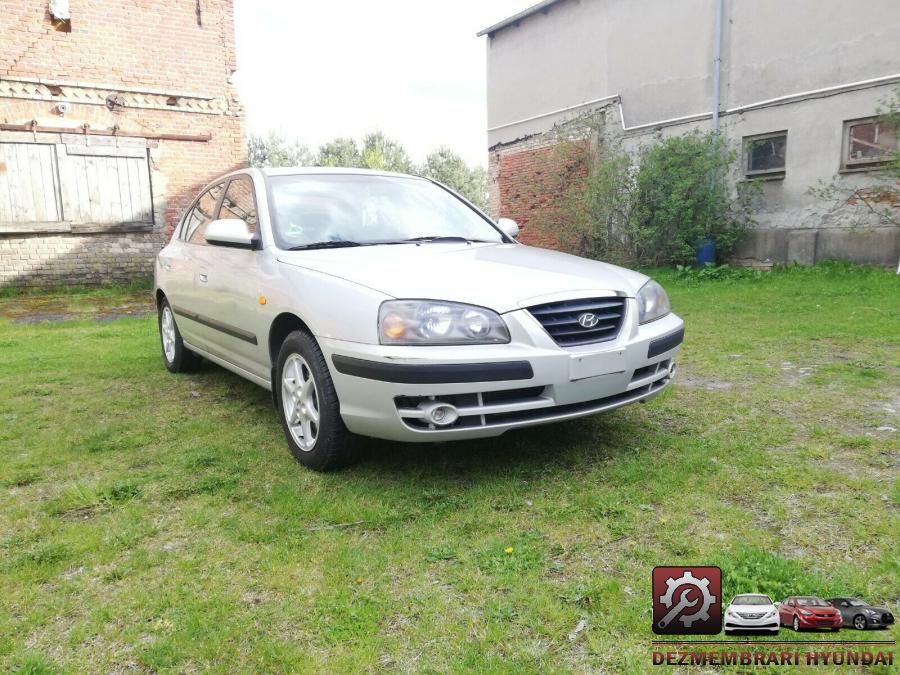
[0,292,154,323]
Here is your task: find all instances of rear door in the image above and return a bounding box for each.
[172,181,226,348]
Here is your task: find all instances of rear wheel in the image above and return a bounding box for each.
[275,330,359,471]
[158,298,199,373]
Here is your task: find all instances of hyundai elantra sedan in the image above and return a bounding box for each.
[779,596,843,632]
[724,594,780,635]
[155,168,684,470]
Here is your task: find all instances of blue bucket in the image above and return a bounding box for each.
[695,237,715,267]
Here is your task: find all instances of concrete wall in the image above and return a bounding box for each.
[483,0,900,264]
[0,0,246,288]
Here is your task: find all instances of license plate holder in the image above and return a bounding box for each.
[569,347,626,381]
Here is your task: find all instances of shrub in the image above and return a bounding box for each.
[555,130,758,266]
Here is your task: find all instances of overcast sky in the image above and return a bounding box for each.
[233,0,531,167]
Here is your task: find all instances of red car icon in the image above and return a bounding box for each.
[778,596,843,632]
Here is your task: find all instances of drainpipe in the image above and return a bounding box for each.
[711,0,724,133]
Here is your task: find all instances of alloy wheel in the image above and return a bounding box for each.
[793,616,800,632]
[854,615,867,630]
[161,306,176,363]
[282,353,320,451]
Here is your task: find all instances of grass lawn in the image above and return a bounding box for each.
[0,264,897,673]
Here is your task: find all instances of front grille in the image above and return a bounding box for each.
[526,297,626,347]
[814,618,836,625]
[883,612,894,623]
[737,612,764,620]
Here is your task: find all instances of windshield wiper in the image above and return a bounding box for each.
[287,240,367,251]
[401,235,492,244]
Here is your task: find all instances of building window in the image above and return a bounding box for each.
[843,118,897,169]
[743,131,787,178]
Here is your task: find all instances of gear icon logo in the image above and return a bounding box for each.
[652,566,722,635]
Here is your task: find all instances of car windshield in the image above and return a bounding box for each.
[796,597,829,607]
[847,599,866,606]
[266,174,505,249]
[732,595,772,605]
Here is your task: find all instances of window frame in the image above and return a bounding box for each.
[841,116,897,171]
[180,181,227,245]
[742,130,788,179]
[218,174,261,239]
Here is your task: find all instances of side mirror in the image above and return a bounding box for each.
[206,218,257,249]
[497,217,519,240]
[774,602,781,607]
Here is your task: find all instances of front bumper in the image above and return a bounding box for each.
[797,613,843,629]
[725,612,780,632]
[319,301,684,442]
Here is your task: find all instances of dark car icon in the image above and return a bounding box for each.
[826,598,895,631]
[777,596,843,632]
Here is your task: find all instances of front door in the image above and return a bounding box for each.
[190,176,268,379]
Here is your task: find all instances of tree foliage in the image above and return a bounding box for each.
[316,137,362,168]
[246,132,488,209]
[248,132,313,168]
[419,147,488,209]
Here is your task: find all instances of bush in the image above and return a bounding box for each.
[556,130,758,266]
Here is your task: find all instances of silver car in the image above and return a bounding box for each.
[155,168,684,470]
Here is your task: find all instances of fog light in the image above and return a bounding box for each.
[419,401,459,426]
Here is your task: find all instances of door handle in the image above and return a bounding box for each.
[199,273,208,283]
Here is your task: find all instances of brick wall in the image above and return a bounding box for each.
[0,0,246,288]
[489,136,590,249]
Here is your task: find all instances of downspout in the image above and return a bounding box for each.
[711,0,724,132]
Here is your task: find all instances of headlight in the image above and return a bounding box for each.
[636,279,671,324]
[379,300,510,345]
[864,609,877,615]
[800,609,813,616]
[765,609,777,619]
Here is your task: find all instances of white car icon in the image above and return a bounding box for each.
[724,594,780,635]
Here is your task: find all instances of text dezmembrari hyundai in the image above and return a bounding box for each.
[155,168,684,470]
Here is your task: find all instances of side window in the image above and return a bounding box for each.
[184,182,226,244]
[219,176,259,235]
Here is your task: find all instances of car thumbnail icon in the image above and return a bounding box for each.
[778,596,843,632]
[827,598,895,631]
[724,594,780,635]
[652,567,722,635]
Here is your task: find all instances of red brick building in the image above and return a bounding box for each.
[0,0,246,287]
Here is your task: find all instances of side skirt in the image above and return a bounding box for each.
[183,340,272,391]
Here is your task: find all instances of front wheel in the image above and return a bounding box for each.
[853,615,867,631]
[793,616,801,632]
[275,330,359,471]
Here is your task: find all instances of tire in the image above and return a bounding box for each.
[275,330,359,471]
[158,297,200,373]
[853,614,867,631]
[793,616,801,632]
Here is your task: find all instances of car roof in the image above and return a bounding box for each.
[259,166,426,180]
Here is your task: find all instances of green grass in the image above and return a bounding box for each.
[0,264,897,672]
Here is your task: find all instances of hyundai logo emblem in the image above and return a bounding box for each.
[578,312,600,328]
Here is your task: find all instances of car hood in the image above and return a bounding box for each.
[802,607,840,616]
[276,243,649,313]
